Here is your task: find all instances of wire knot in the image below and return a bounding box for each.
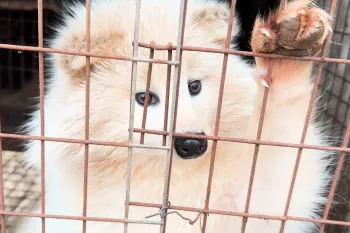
[145,201,204,227]
[145,201,171,219]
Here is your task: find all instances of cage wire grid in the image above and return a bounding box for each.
[318,0,350,231]
[0,0,350,233]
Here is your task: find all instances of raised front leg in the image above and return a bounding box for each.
[238,2,334,233]
[248,0,332,138]
[251,0,332,86]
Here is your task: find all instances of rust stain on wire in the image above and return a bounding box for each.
[134,42,350,64]
[241,59,275,233]
[318,121,350,233]
[129,201,350,227]
[201,1,237,232]
[37,0,46,232]
[140,42,155,144]
[124,1,142,232]
[162,43,173,146]
[278,0,338,232]
[160,0,188,232]
[0,211,162,225]
[2,131,350,153]
[330,1,350,126]
[3,42,350,64]
[82,0,91,233]
[0,44,177,65]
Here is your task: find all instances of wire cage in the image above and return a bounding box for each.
[318,0,350,232]
[0,0,350,233]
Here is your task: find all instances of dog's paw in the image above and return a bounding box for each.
[251,1,332,57]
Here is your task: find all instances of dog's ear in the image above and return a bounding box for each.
[52,22,125,80]
[188,4,240,46]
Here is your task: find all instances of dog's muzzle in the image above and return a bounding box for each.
[174,132,208,159]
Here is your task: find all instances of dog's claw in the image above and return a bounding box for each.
[259,28,272,38]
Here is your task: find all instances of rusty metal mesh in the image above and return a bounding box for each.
[0,0,350,233]
[318,0,350,232]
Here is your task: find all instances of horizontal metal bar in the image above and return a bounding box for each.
[2,42,350,65]
[1,132,350,153]
[0,211,162,225]
[0,133,129,147]
[129,202,350,227]
[131,128,350,153]
[0,44,179,65]
[0,133,170,151]
[136,42,350,65]
[131,144,170,150]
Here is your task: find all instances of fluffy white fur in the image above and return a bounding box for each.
[14,0,333,232]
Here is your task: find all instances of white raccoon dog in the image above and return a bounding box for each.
[14,0,334,232]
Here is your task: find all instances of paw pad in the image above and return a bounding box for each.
[252,3,332,57]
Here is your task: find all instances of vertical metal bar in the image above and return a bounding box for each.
[341,65,350,129]
[278,1,338,232]
[162,45,173,146]
[318,121,350,233]
[0,117,7,233]
[323,0,343,96]
[37,0,46,232]
[201,1,237,232]
[82,0,91,232]
[330,1,350,126]
[241,59,275,233]
[160,0,187,232]
[124,0,142,232]
[140,42,155,144]
[333,48,350,130]
[323,0,343,115]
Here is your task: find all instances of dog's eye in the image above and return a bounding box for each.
[188,80,201,96]
[135,92,158,106]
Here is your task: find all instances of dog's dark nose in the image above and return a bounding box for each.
[174,132,208,159]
